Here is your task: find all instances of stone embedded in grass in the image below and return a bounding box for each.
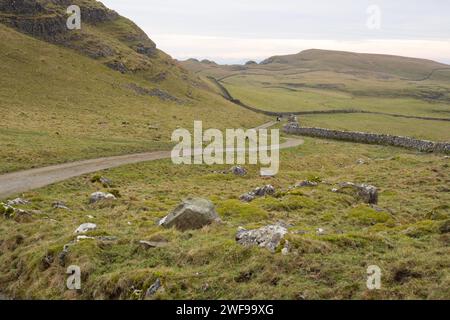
[239,193,256,202]
[99,177,113,187]
[74,223,97,234]
[7,198,29,206]
[159,198,221,231]
[76,235,95,242]
[145,278,162,298]
[89,192,116,204]
[316,228,325,236]
[294,180,318,188]
[336,182,378,204]
[1,203,32,222]
[230,166,248,176]
[139,240,168,249]
[236,224,288,252]
[52,201,69,210]
[240,185,275,202]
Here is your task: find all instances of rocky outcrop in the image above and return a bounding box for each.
[159,198,221,231]
[284,123,450,154]
[0,0,45,14]
[126,83,181,103]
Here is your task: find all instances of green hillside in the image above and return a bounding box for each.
[181,49,450,141]
[0,1,268,173]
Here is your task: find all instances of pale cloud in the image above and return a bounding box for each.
[100,0,450,64]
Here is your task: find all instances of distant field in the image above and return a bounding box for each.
[301,114,450,141]
[223,73,450,117]
[214,66,450,142]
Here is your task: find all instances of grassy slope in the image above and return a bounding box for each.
[0,138,448,299]
[1,4,449,301]
[0,24,268,173]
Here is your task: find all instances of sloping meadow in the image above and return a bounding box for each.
[1,137,448,299]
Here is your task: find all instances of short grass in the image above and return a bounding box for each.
[1,137,448,299]
[301,114,450,141]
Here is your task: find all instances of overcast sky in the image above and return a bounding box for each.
[101,0,450,64]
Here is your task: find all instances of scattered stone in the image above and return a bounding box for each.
[7,198,29,206]
[294,180,318,188]
[240,185,275,202]
[331,188,339,193]
[89,192,116,204]
[99,177,113,187]
[201,283,210,291]
[236,224,288,252]
[337,182,378,204]
[230,166,247,176]
[98,236,118,242]
[74,223,97,234]
[254,185,275,197]
[159,198,221,231]
[145,279,162,298]
[76,235,95,242]
[239,193,256,202]
[139,240,168,249]
[52,201,69,210]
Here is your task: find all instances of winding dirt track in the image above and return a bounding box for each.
[0,122,303,200]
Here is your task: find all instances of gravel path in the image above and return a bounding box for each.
[0,122,303,199]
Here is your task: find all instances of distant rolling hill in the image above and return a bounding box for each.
[259,49,450,79]
[181,49,450,81]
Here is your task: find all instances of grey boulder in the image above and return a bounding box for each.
[159,198,221,231]
[74,223,97,234]
[89,192,116,204]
